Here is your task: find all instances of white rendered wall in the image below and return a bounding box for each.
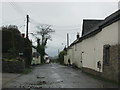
[74,42,82,68]
[81,21,119,72]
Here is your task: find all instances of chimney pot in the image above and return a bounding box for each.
[22,33,25,38]
[77,32,79,39]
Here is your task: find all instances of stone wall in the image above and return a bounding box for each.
[82,67,101,76]
[118,45,120,83]
[82,44,120,83]
[101,44,120,82]
[2,60,25,73]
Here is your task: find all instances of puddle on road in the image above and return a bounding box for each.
[36,76,45,79]
[17,80,64,88]
[36,81,47,85]
[17,81,47,88]
[18,84,43,88]
[48,80,63,85]
[56,80,63,83]
[65,72,72,74]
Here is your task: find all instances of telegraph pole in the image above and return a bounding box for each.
[58,49,59,56]
[67,33,69,47]
[26,15,29,38]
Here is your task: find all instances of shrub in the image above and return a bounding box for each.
[58,50,67,64]
[2,25,32,68]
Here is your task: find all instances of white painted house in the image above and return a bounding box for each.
[64,46,74,65]
[31,47,41,65]
[64,9,120,82]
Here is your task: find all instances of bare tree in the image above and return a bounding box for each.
[36,24,55,46]
[35,24,55,63]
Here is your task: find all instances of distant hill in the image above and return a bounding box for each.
[49,56,58,60]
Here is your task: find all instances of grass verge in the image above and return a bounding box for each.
[22,67,33,74]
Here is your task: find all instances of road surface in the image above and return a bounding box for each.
[2,63,118,88]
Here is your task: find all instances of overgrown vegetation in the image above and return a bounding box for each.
[32,24,55,63]
[2,59,17,62]
[22,67,33,74]
[58,50,67,64]
[2,25,32,68]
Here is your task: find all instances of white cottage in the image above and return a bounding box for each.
[31,47,41,65]
[64,9,120,82]
[64,46,74,65]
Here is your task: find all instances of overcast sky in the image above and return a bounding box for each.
[1,1,119,57]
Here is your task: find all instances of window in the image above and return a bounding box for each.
[75,44,77,51]
[104,45,110,65]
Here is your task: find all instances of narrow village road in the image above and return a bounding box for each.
[3,63,118,88]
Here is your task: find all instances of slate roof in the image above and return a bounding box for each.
[100,9,120,28]
[82,19,103,36]
[81,9,120,40]
[67,9,120,48]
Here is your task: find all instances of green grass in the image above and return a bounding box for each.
[22,67,33,74]
[2,58,18,61]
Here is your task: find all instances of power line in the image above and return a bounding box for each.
[53,25,81,30]
[10,2,26,14]
[8,2,26,17]
[30,18,81,31]
[52,24,81,28]
[5,2,81,32]
[18,24,25,28]
[30,18,51,26]
[30,18,81,28]
[2,2,26,32]
[30,22,80,32]
[9,2,23,16]
[30,18,81,29]
[54,28,81,30]
[1,17,25,25]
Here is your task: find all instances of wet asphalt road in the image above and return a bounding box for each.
[3,63,118,88]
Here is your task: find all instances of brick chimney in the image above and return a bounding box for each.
[76,32,79,39]
[22,33,25,38]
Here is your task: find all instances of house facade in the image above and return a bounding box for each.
[31,47,41,65]
[64,46,74,65]
[64,9,120,82]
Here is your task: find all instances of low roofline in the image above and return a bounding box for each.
[100,9,120,28]
[68,9,120,48]
[83,19,103,21]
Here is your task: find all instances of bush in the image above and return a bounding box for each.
[7,48,18,59]
[2,29,13,53]
[2,58,25,73]
[23,38,32,67]
[22,68,32,74]
[2,25,32,68]
[2,25,24,54]
[37,45,45,63]
[58,50,67,64]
